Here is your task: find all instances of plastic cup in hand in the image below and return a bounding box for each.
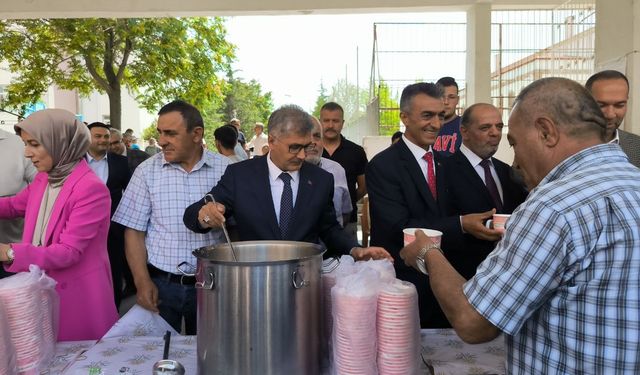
[485,214,511,233]
[403,228,442,247]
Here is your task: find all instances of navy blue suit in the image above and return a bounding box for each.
[183,156,357,257]
[103,152,131,307]
[440,150,527,280]
[366,139,463,328]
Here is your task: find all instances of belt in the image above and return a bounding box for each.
[148,264,196,286]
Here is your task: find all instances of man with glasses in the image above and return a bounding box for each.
[184,105,392,261]
[109,128,150,172]
[433,76,462,157]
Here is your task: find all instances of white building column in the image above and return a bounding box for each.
[595,0,640,134]
[465,3,492,105]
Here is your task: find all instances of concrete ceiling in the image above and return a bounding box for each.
[0,0,568,19]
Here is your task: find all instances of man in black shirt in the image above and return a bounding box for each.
[320,102,368,241]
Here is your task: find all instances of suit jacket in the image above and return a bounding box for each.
[106,152,131,217]
[440,150,528,279]
[0,160,119,341]
[366,139,462,328]
[184,157,357,257]
[127,148,150,172]
[619,129,640,168]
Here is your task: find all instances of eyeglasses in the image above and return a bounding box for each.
[273,137,316,154]
[110,140,122,146]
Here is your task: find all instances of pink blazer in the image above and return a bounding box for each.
[0,160,118,341]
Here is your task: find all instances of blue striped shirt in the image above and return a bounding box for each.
[464,143,640,374]
[113,150,229,273]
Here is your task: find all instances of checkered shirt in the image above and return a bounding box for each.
[464,143,640,374]
[113,150,229,273]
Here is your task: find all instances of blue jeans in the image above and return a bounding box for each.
[152,276,197,335]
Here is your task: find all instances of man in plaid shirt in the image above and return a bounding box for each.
[401,77,640,374]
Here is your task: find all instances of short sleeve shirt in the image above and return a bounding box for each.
[464,144,640,374]
[113,150,230,273]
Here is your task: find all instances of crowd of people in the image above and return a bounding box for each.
[0,70,638,373]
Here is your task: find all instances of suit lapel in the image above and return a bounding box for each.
[255,157,281,239]
[44,161,90,245]
[106,154,115,189]
[454,152,495,206]
[398,140,438,213]
[291,163,314,239]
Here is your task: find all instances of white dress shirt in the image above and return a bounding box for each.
[267,153,300,225]
[402,134,435,185]
[459,144,504,201]
[86,152,109,184]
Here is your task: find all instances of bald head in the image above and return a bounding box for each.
[508,77,608,189]
[513,77,606,141]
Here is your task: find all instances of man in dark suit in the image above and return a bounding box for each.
[86,122,131,308]
[586,70,640,168]
[366,83,501,328]
[184,105,391,262]
[440,103,527,279]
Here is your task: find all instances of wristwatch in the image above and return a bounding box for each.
[5,246,15,263]
[415,243,443,275]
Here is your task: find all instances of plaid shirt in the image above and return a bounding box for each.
[464,144,640,374]
[113,150,229,273]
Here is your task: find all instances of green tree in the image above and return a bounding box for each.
[316,79,369,126]
[311,81,329,118]
[141,121,159,141]
[218,72,273,137]
[376,81,401,136]
[0,18,235,129]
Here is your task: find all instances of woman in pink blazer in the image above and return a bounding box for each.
[0,109,118,341]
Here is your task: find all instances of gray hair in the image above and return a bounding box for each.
[109,128,122,137]
[267,105,313,138]
[513,77,607,140]
[400,82,444,113]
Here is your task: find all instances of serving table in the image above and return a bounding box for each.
[43,305,505,374]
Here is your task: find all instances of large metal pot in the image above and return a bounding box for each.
[192,241,324,375]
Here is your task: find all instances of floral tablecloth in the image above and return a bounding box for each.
[421,329,505,375]
[46,306,505,374]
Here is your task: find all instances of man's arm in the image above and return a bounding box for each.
[124,228,158,312]
[401,230,500,343]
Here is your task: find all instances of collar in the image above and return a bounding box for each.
[402,134,433,159]
[266,152,299,184]
[460,144,485,168]
[161,147,209,172]
[86,152,108,162]
[609,129,620,145]
[539,143,623,188]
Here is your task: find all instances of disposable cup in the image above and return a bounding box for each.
[485,214,511,232]
[402,228,442,247]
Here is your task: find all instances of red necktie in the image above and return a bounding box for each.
[423,151,437,200]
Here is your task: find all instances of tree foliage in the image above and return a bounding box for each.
[311,81,329,118]
[0,18,235,129]
[376,81,401,136]
[218,72,273,137]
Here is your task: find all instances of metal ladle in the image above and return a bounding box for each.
[204,194,238,262]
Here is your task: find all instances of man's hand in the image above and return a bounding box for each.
[351,246,394,262]
[198,202,226,229]
[399,230,435,270]
[135,277,159,313]
[461,209,503,241]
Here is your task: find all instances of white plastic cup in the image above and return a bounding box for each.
[403,228,442,247]
[485,214,511,233]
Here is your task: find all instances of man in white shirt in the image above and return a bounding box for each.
[248,122,268,157]
[86,122,131,307]
[305,117,352,227]
[0,128,37,278]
